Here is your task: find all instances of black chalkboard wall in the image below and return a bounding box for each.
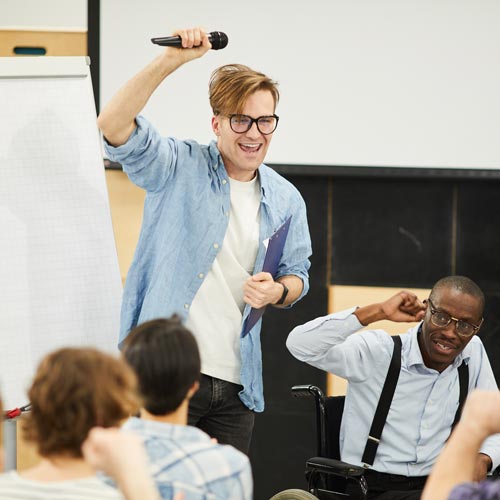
[249,167,500,499]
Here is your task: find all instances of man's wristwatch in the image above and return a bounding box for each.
[276,282,289,305]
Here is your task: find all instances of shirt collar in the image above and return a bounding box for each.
[123,416,211,442]
[209,140,269,201]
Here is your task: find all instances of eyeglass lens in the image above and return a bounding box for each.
[427,298,477,336]
[229,114,278,135]
[431,311,475,336]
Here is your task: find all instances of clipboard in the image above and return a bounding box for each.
[242,215,292,337]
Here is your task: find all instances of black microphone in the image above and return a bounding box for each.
[151,31,228,50]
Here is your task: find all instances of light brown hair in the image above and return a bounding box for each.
[209,63,279,116]
[23,348,140,458]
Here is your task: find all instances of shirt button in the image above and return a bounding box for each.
[225,211,229,217]
[198,273,204,279]
[222,179,227,185]
[184,303,189,309]
[213,243,219,249]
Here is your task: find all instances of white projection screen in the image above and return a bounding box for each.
[100,0,500,170]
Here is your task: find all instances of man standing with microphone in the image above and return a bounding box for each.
[97,27,311,454]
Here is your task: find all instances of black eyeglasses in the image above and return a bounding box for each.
[426,298,483,338]
[227,114,279,135]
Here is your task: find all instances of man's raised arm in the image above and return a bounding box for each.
[97,27,211,147]
[354,291,426,326]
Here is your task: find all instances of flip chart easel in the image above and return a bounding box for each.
[0,56,122,413]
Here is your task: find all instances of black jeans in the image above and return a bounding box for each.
[188,374,255,455]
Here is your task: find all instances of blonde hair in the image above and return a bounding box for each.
[209,64,279,116]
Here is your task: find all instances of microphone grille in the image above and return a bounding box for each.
[210,31,229,50]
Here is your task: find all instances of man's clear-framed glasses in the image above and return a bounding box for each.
[426,298,483,338]
[227,114,279,135]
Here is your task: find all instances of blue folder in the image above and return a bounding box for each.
[242,215,292,337]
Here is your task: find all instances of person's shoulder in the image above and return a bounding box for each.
[216,442,251,462]
[357,328,397,345]
[201,442,251,476]
[353,329,405,360]
[135,116,208,154]
[468,335,485,347]
[0,471,18,483]
[259,165,303,194]
[464,335,487,357]
[78,477,124,498]
[0,473,123,498]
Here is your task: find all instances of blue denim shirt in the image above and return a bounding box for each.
[104,115,311,412]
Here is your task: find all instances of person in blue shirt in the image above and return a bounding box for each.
[423,390,500,500]
[286,275,500,500]
[121,316,253,500]
[97,27,311,454]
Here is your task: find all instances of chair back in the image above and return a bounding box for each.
[323,395,345,460]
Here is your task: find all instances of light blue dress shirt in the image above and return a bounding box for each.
[286,307,500,476]
[122,417,252,500]
[104,116,312,412]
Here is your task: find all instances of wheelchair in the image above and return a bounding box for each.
[269,385,367,500]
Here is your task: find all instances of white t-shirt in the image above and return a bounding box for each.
[186,175,260,384]
[0,471,124,499]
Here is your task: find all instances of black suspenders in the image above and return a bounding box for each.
[361,335,469,467]
[361,335,402,466]
[452,361,469,429]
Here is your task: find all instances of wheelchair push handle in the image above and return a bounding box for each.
[291,385,325,400]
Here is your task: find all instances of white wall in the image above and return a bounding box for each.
[22,0,498,169]
[1,0,87,28]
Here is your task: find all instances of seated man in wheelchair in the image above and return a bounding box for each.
[287,275,500,500]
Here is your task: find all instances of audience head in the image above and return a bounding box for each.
[122,316,201,415]
[420,275,484,372]
[23,348,139,458]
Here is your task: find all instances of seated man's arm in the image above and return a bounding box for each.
[286,290,425,377]
[354,290,426,326]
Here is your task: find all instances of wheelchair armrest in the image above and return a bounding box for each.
[306,457,368,499]
[306,456,365,479]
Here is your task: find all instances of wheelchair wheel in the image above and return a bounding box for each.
[269,489,319,500]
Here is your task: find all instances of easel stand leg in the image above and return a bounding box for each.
[3,418,17,471]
